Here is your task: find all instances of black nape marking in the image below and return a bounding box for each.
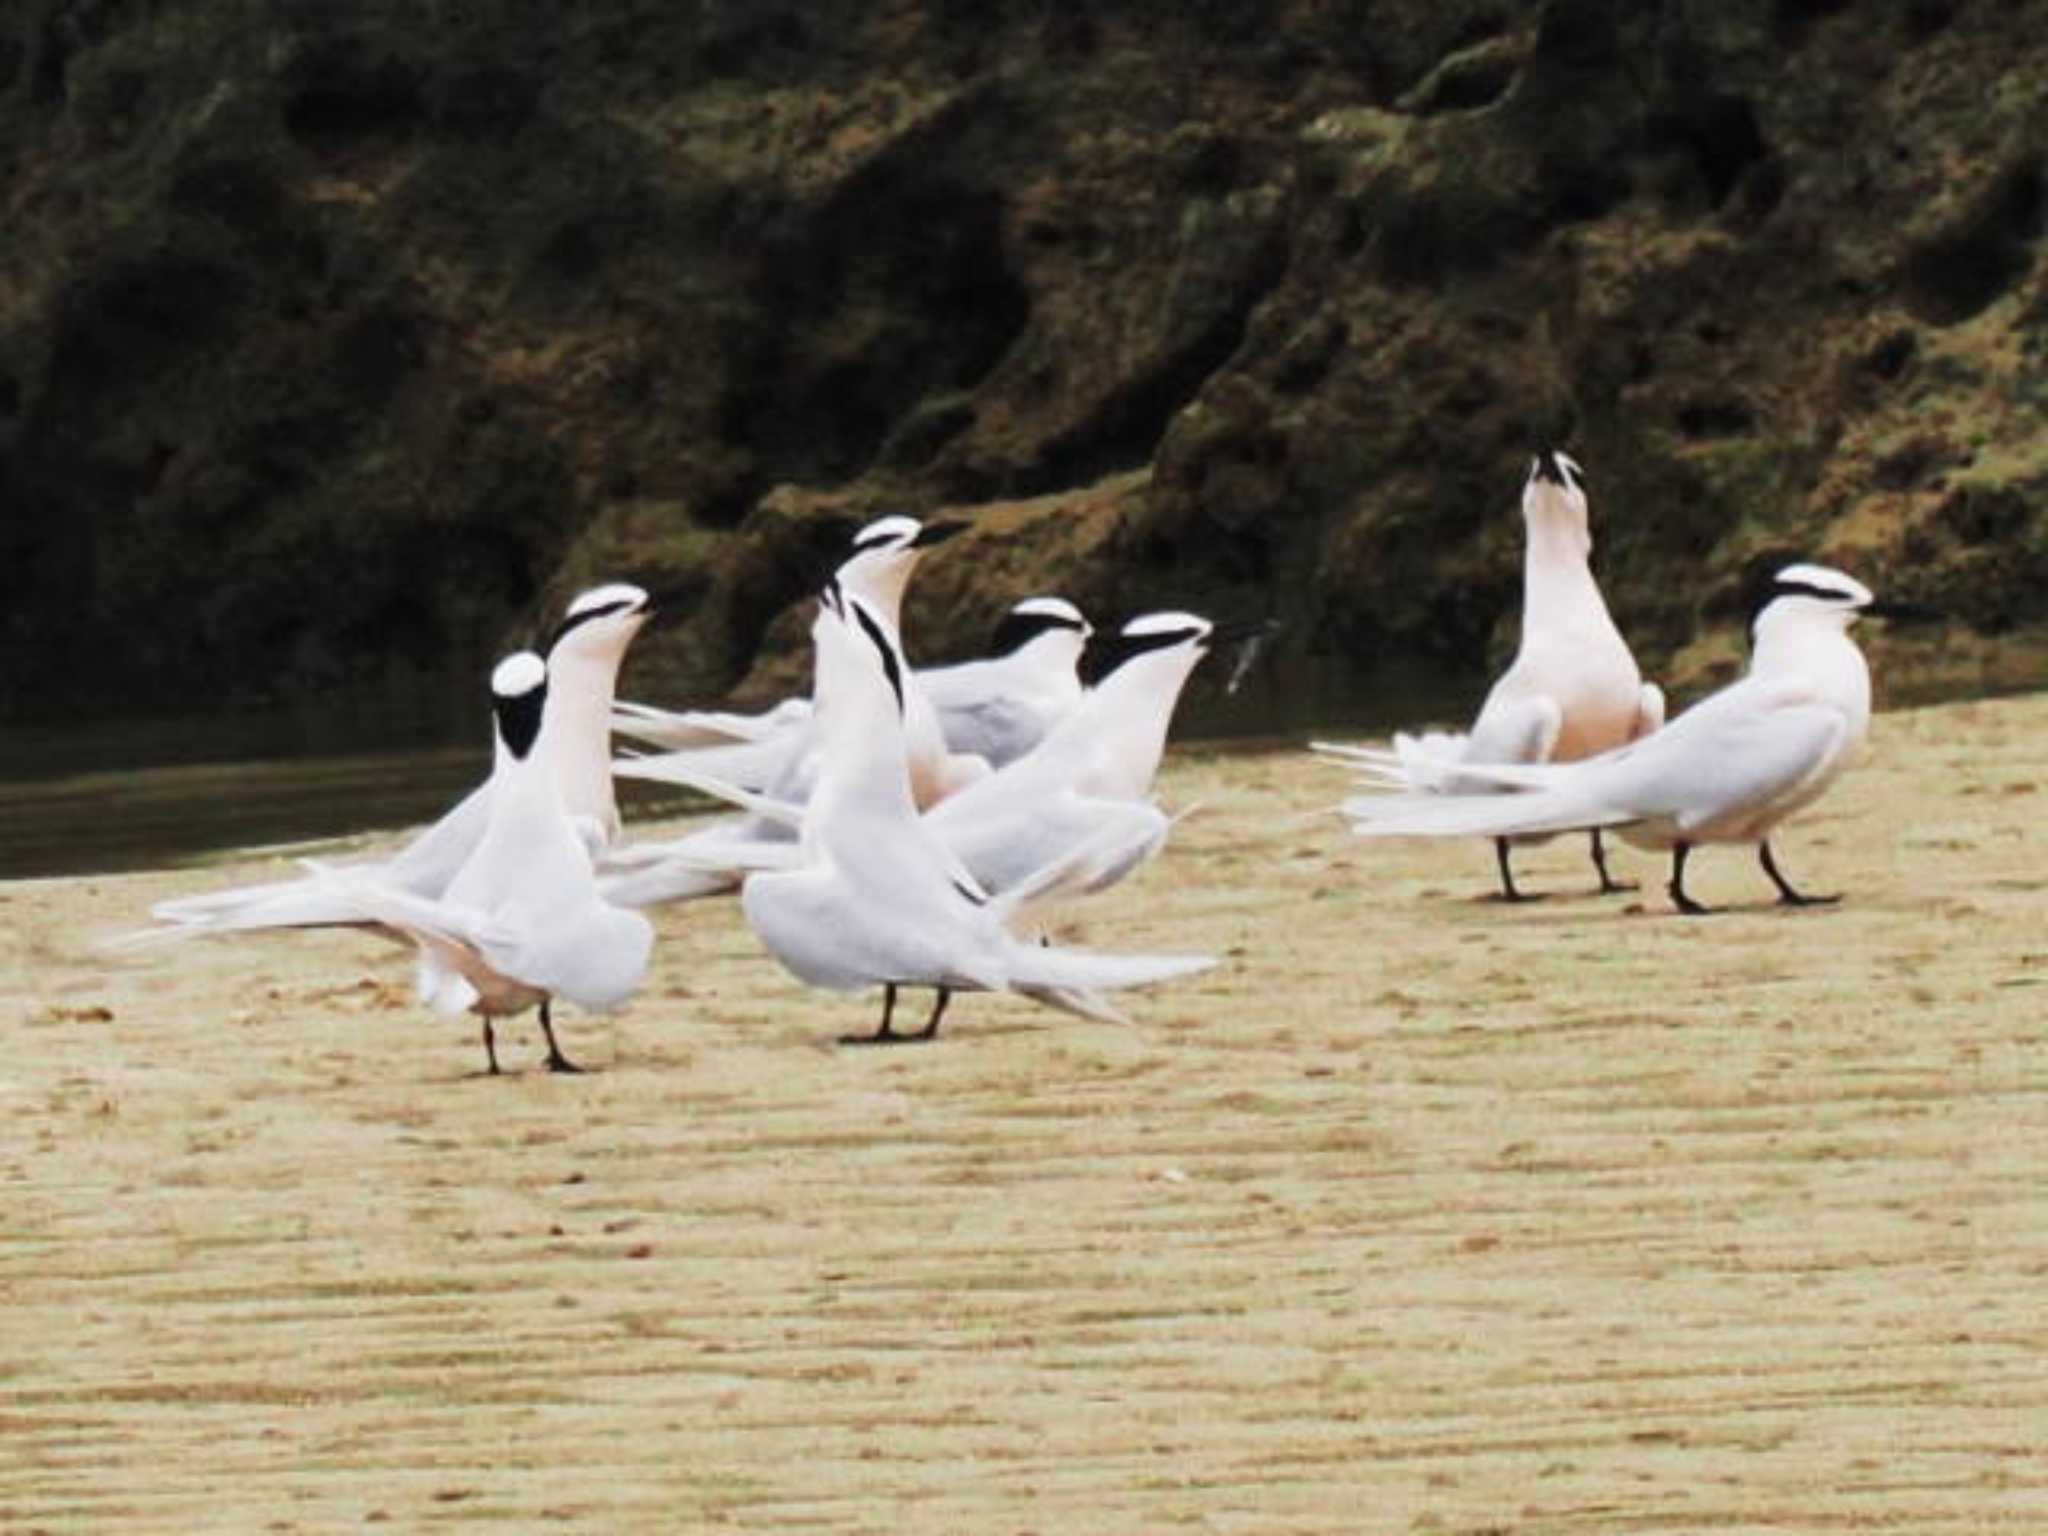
[987,607,1086,655]
[819,576,844,615]
[546,599,635,653]
[851,526,909,553]
[849,600,907,712]
[1769,578,1853,604]
[494,679,548,760]
[1533,450,1570,486]
[1089,624,1205,680]
[951,877,987,907]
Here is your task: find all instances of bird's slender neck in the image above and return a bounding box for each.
[1081,649,1200,797]
[487,729,553,824]
[1525,507,1590,565]
[1751,612,1872,717]
[541,643,628,837]
[1007,634,1087,695]
[844,565,911,632]
[1520,504,1609,637]
[807,625,921,844]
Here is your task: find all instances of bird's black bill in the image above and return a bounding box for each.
[640,582,702,619]
[911,518,972,548]
[1861,598,1943,624]
[1210,617,1280,649]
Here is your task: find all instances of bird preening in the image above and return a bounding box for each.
[115,454,1927,1072]
[1319,456,1932,916]
[1319,451,1662,902]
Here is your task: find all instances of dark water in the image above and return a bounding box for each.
[0,654,1481,881]
[0,680,488,881]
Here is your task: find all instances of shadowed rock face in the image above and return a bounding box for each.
[2,0,2045,719]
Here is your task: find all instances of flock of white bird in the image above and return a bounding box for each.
[123,453,1918,1072]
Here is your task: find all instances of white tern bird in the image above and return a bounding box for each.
[144,583,654,935]
[606,610,1222,912]
[1320,451,1663,900]
[614,595,1090,769]
[615,514,988,808]
[918,596,1093,767]
[732,580,1213,1044]
[1332,564,1923,914]
[921,611,1220,901]
[125,652,654,1072]
[330,651,654,1072]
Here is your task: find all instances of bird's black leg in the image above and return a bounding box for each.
[482,1018,501,1076]
[1759,840,1839,908]
[539,999,585,1074]
[910,988,952,1042]
[1668,842,1711,915]
[1494,838,1539,902]
[839,983,904,1046]
[1589,828,1635,895]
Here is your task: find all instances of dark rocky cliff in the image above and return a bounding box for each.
[4,0,2044,721]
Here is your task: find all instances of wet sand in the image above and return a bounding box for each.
[5,694,2046,1532]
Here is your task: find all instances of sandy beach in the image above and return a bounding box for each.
[5,694,2046,1533]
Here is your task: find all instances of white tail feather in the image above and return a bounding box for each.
[1340,783,1627,840]
[611,698,811,750]
[612,734,804,794]
[1011,985,1130,1024]
[1006,944,1214,997]
[611,756,805,827]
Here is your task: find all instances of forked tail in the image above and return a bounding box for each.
[1339,779,1626,840]
[1005,942,1215,999]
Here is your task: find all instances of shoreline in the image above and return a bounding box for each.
[6,692,2046,1531]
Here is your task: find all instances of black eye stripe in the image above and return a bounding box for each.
[546,599,634,651]
[853,529,907,552]
[1091,625,1205,677]
[1770,579,1855,603]
[988,609,1087,654]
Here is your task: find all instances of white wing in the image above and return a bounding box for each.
[941,792,1173,905]
[935,693,1051,768]
[1464,690,1563,767]
[610,697,812,750]
[1342,677,1851,841]
[614,730,814,796]
[1633,682,1667,740]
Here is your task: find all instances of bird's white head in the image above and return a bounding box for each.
[490,651,550,761]
[547,582,653,662]
[1753,564,1876,634]
[1522,449,1592,552]
[1093,611,1215,682]
[835,515,970,618]
[989,596,1093,655]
